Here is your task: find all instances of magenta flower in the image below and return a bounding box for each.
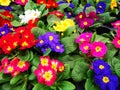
[75,12,86,21]
[78,18,94,29]
[117,28,120,38]
[14,0,28,5]
[90,42,107,58]
[111,20,120,28]
[112,37,120,48]
[79,42,91,54]
[76,32,93,43]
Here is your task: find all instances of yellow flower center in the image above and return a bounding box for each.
[117,40,120,45]
[59,66,64,72]
[22,41,28,47]
[56,46,60,49]
[83,46,89,50]
[83,21,88,26]
[49,36,53,41]
[43,71,52,81]
[8,66,13,72]
[13,42,18,47]
[39,40,44,44]
[79,15,83,19]
[102,76,110,83]
[95,46,102,52]
[25,35,28,38]
[67,0,71,3]
[21,0,25,3]
[41,58,48,66]
[7,46,11,51]
[51,62,57,71]
[1,31,5,35]
[20,29,24,33]
[17,61,25,68]
[99,65,104,69]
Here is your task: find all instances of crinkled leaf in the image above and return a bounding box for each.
[12,20,22,27]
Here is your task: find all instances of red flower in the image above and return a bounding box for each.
[37,0,46,4]
[48,10,64,18]
[15,26,26,34]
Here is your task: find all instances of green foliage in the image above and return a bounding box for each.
[115,63,120,77]
[24,0,37,10]
[0,72,11,84]
[57,81,75,90]
[11,20,22,27]
[85,6,96,14]
[33,84,53,90]
[61,34,78,54]
[71,61,89,82]
[85,79,100,90]
[43,48,52,56]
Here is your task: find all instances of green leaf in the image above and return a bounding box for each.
[10,74,23,85]
[33,84,52,90]
[91,32,96,43]
[11,20,22,27]
[28,50,34,61]
[85,6,96,14]
[71,61,89,81]
[85,79,100,90]
[2,83,12,90]
[18,50,30,61]
[32,54,40,67]
[0,72,11,83]
[41,9,49,17]
[58,64,70,80]
[24,0,37,10]
[115,63,120,77]
[58,3,69,10]
[87,69,94,78]
[43,48,51,56]
[87,0,95,6]
[65,26,76,36]
[37,20,45,28]
[74,7,83,15]
[61,34,77,54]
[38,4,46,12]
[47,14,60,25]
[58,81,75,90]
[28,73,36,80]
[31,27,46,39]
[95,35,110,43]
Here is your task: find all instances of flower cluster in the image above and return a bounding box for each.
[34,56,64,86]
[53,19,75,32]
[0,27,35,54]
[112,20,120,48]
[36,32,64,54]
[0,57,30,77]
[75,12,98,29]
[96,2,106,14]
[93,59,118,90]
[14,0,28,6]
[37,0,58,9]
[19,9,41,24]
[76,32,107,58]
[0,10,14,27]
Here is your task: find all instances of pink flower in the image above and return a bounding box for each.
[11,71,20,77]
[116,28,120,38]
[1,58,9,68]
[4,64,15,74]
[57,62,65,72]
[51,59,59,72]
[76,32,92,43]
[78,18,94,29]
[112,37,120,48]
[111,20,120,28]
[39,56,51,68]
[14,0,28,5]
[90,42,107,57]
[79,42,91,54]
[16,60,30,72]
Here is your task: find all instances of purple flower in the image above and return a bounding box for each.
[52,43,64,53]
[65,11,74,18]
[94,74,118,90]
[92,60,111,75]
[0,6,12,11]
[0,24,12,37]
[96,2,106,14]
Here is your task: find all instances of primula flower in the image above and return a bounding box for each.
[51,59,59,72]
[0,6,12,11]
[79,43,90,54]
[112,37,120,48]
[92,59,111,75]
[110,0,117,10]
[16,60,30,72]
[90,42,107,58]
[15,26,26,34]
[0,0,11,6]
[75,12,86,21]
[1,58,9,68]
[111,20,120,28]
[116,28,120,38]
[4,64,15,74]
[96,2,106,14]
[14,0,28,5]
[57,62,65,72]
[11,70,20,77]
[94,74,118,90]
[65,10,74,18]
[76,32,92,43]
[39,56,51,67]
[19,9,41,24]
[52,44,64,53]
[0,24,12,37]
[53,19,75,32]
[2,44,12,54]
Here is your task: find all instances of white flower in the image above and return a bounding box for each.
[19,9,41,24]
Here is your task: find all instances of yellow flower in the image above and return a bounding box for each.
[53,19,75,32]
[110,0,117,10]
[0,0,11,6]
[96,0,100,3]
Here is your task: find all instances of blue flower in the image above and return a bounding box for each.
[92,59,111,75]
[51,43,64,53]
[94,74,118,90]
[96,2,106,14]
[83,3,91,12]
[65,10,74,18]
[0,6,12,11]
[0,24,12,37]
